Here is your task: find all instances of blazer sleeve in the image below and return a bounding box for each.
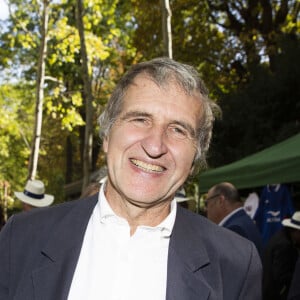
[237,243,262,300]
[0,215,14,299]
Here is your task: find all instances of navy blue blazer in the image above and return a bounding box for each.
[0,194,262,300]
[222,208,263,257]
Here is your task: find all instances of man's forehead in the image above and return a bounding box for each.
[129,73,190,94]
[125,74,203,106]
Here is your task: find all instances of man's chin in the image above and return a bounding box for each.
[125,195,173,209]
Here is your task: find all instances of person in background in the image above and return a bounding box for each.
[205,182,263,257]
[0,57,261,300]
[262,211,300,300]
[14,179,54,211]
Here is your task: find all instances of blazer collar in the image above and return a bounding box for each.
[221,207,245,227]
[166,206,211,300]
[32,194,98,300]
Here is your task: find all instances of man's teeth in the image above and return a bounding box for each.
[131,159,164,172]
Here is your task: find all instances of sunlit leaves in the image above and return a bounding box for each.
[0,83,34,186]
[45,92,84,131]
[85,32,109,63]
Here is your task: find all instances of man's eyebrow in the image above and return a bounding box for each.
[120,110,152,120]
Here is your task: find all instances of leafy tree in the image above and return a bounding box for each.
[209,36,300,167]
[1,0,298,206]
[0,83,35,210]
[206,0,299,76]
[202,0,300,168]
[0,0,138,204]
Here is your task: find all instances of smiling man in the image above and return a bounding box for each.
[0,58,262,300]
[102,74,202,234]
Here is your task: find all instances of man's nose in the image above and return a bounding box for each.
[141,127,168,158]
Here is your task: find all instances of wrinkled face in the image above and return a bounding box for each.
[103,75,202,208]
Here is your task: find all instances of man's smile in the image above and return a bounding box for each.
[130,158,165,173]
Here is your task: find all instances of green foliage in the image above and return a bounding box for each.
[0,83,34,196]
[0,0,299,206]
[209,36,300,167]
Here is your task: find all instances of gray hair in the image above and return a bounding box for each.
[98,57,219,173]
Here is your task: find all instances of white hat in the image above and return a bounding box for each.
[14,180,54,208]
[174,188,191,203]
[282,211,300,230]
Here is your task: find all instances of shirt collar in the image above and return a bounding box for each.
[219,207,244,226]
[98,179,118,222]
[97,178,177,238]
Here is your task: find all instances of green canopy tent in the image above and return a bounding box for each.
[198,133,300,194]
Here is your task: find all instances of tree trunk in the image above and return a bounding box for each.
[160,0,173,58]
[28,0,49,180]
[76,0,94,194]
[65,136,73,183]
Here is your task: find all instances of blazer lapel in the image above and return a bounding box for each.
[31,195,98,300]
[166,207,211,300]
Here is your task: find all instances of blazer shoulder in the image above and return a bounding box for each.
[172,207,262,299]
[175,206,260,264]
[3,194,98,239]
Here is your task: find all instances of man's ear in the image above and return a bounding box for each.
[218,195,226,207]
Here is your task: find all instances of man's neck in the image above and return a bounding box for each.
[104,187,172,235]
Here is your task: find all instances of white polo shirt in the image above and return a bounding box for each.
[68,182,177,300]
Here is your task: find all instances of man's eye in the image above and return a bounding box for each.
[132,117,148,123]
[134,118,147,122]
[168,126,189,139]
[130,117,150,126]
